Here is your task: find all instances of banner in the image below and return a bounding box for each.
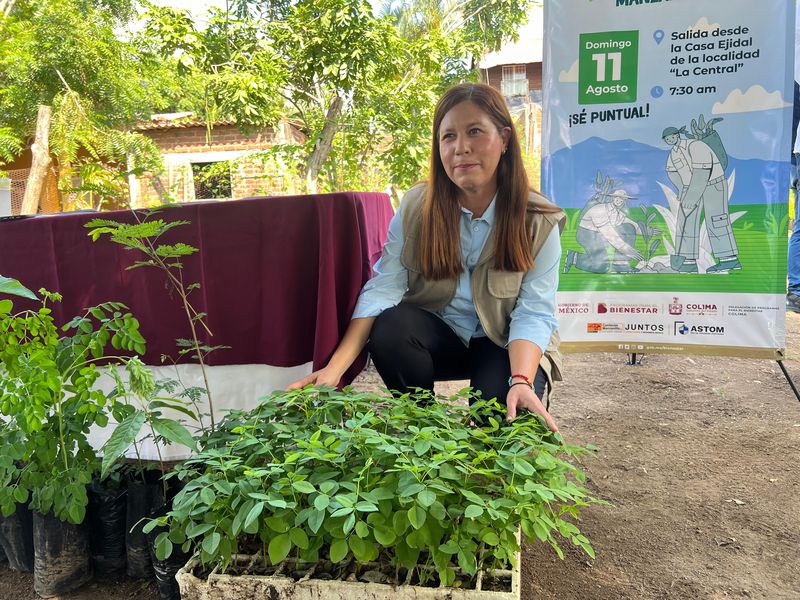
[543,0,794,359]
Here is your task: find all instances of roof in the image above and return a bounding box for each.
[478,6,543,69]
[133,112,237,131]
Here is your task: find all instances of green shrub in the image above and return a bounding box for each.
[0,281,146,523]
[153,386,600,587]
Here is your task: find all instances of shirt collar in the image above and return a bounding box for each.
[459,192,498,225]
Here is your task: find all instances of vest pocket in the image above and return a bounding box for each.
[487,269,524,298]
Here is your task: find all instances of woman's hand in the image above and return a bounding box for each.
[286,365,343,390]
[286,317,376,391]
[506,384,559,432]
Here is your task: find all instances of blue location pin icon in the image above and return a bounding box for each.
[651,86,664,98]
[653,30,665,45]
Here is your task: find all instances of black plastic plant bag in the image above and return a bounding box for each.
[88,480,128,575]
[33,511,92,598]
[0,502,34,572]
[147,503,190,600]
[125,478,163,579]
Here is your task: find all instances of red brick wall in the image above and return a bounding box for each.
[143,124,277,154]
[135,123,304,206]
[231,154,301,199]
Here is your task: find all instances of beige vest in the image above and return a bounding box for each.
[398,185,565,384]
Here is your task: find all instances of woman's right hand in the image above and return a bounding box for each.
[285,317,375,391]
[286,365,344,390]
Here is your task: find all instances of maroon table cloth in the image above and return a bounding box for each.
[0,192,394,384]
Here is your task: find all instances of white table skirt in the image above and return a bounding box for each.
[87,362,313,461]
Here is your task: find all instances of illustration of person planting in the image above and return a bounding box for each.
[563,173,647,274]
[662,114,741,274]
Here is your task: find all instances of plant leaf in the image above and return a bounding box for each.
[464,505,484,519]
[13,487,28,504]
[268,533,292,565]
[292,480,316,494]
[481,531,500,546]
[245,502,265,531]
[100,411,146,479]
[348,536,375,562]
[417,490,436,507]
[265,516,290,533]
[202,532,221,556]
[151,417,196,450]
[399,482,425,497]
[457,549,477,575]
[330,538,349,563]
[154,532,173,560]
[343,512,356,535]
[148,399,198,420]
[374,526,396,546]
[187,522,215,538]
[354,521,369,539]
[0,276,37,300]
[307,509,325,534]
[289,528,309,549]
[513,459,535,476]
[408,505,426,530]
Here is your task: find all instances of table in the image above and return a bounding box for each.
[0,192,394,458]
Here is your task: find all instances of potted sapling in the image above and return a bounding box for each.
[150,386,600,600]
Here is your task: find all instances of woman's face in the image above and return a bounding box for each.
[438,101,510,200]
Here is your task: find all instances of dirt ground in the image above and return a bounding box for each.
[2,317,799,600]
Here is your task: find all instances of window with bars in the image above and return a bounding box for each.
[191,162,232,200]
[501,65,529,98]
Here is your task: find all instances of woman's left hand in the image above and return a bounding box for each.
[506,384,559,432]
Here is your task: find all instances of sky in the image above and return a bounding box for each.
[150,0,384,22]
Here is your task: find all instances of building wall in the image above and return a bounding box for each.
[481,62,542,98]
[135,123,304,206]
[480,62,544,160]
[0,122,307,213]
[143,123,277,154]
[1,150,63,215]
[2,167,61,215]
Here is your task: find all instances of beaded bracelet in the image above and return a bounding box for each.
[508,373,532,386]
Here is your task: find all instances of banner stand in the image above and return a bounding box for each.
[625,352,642,366]
[777,361,800,402]
[622,349,800,403]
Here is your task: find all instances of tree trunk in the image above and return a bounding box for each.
[21,105,52,215]
[304,95,343,194]
[148,174,169,205]
[1,0,16,19]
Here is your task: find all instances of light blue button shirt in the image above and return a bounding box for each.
[353,197,561,353]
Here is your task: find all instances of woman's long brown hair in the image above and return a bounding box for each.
[419,82,559,280]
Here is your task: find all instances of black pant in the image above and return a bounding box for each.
[367,303,548,407]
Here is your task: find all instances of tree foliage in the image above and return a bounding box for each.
[0,127,23,168]
[141,0,533,194]
[0,0,174,206]
[0,0,166,134]
[0,0,535,199]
